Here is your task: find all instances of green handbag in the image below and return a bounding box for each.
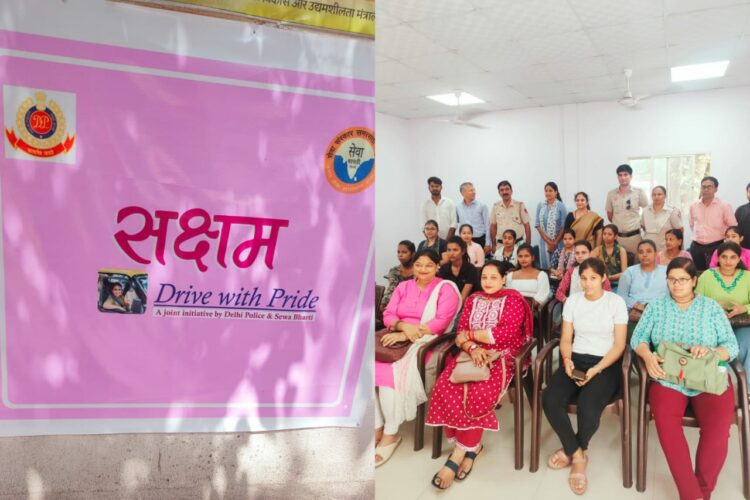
[656,342,729,395]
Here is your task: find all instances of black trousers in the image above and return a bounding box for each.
[472,235,486,248]
[542,352,620,456]
[689,239,723,271]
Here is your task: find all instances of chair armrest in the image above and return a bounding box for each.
[532,338,560,391]
[730,358,749,405]
[417,333,457,378]
[514,337,537,380]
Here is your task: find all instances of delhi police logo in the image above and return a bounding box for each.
[324,126,375,194]
[5,91,75,159]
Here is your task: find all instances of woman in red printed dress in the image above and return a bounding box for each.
[426,260,533,489]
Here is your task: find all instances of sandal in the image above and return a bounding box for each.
[568,453,588,495]
[374,436,401,468]
[431,458,459,490]
[547,448,571,470]
[456,445,483,481]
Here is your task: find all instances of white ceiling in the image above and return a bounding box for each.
[376,0,750,119]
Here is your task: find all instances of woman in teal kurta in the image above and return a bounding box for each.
[631,256,738,499]
[696,241,750,375]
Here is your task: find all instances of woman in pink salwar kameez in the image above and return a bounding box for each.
[427,260,533,489]
[375,249,460,467]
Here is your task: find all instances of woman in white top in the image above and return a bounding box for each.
[505,243,550,308]
[542,258,628,495]
[459,223,485,268]
[641,185,683,253]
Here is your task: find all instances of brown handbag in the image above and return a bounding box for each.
[730,314,750,328]
[449,349,502,384]
[374,328,411,363]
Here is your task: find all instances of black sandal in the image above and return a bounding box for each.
[431,458,460,490]
[456,445,483,481]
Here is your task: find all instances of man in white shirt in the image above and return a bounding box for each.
[605,164,648,257]
[421,176,456,240]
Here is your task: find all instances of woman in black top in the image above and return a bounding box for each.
[439,236,478,305]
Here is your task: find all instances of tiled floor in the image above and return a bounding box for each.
[375,394,746,499]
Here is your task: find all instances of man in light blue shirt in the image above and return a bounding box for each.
[456,182,489,252]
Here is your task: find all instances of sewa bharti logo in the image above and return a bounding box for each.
[324,126,375,194]
[5,91,75,159]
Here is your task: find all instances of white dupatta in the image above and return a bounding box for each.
[390,279,461,424]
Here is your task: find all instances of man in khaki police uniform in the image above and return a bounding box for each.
[489,180,531,255]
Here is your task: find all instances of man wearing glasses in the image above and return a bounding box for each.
[689,176,737,270]
[606,164,648,257]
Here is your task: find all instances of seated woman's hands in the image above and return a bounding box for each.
[563,357,575,379]
[470,346,490,367]
[689,345,712,359]
[401,322,423,341]
[380,332,407,346]
[644,351,665,379]
[725,301,748,319]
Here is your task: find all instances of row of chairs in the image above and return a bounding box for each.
[375,284,750,497]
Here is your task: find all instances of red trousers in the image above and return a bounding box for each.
[649,381,735,500]
[444,426,483,451]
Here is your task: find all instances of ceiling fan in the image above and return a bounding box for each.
[618,68,650,108]
[437,91,489,128]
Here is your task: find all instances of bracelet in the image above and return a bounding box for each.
[463,342,476,353]
[468,330,476,342]
[458,340,472,351]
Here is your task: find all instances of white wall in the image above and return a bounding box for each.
[376,85,750,280]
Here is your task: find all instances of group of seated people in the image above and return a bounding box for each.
[376,222,750,498]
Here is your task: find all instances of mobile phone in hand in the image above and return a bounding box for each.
[571,369,586,381]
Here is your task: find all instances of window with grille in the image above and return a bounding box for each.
[628,154,711,217]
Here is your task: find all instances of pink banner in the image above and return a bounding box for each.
[0,30,374,427]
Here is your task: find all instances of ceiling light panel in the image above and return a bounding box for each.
[426,92,485,106]
[671,61,729,81]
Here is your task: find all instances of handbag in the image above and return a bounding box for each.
[656,341,728,395]
[449,349,502,384]
[374,328,410,363]
[729,314,750,328]
[450,350,508,420]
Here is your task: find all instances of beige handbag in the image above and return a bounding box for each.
[449,350,502,383]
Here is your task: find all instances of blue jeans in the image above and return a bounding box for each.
[734,326,750,382]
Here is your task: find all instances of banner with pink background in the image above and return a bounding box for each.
[0,28,374,434]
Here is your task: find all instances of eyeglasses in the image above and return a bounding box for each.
[667,277,692,285]
[626,198,632,210]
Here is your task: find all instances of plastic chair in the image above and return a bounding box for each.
[634,355,750,498]
[375,285,385,329]
[529,338,633,487]
[430,337,537,469]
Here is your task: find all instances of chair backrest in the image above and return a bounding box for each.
[375,285,385,327]
[626,251,636,267]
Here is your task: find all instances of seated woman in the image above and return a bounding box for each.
[426,260,533,490]
[632,257,738,500]
[380,240,415,312]
[439,237,479,305]
[656,228,692,266]
[708,226,750,269]
[542,258,628,495]
[555,240,612,303]
[494,229,519,268]
[617,239,668,318]
[102,282,131,312]
[592,224,628,291]
[375,249,461,467]
[505,243,551,308]
[696,242,750,375]
[551,229,577,279]
[459,223,485,268]
[417,219,448,264]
